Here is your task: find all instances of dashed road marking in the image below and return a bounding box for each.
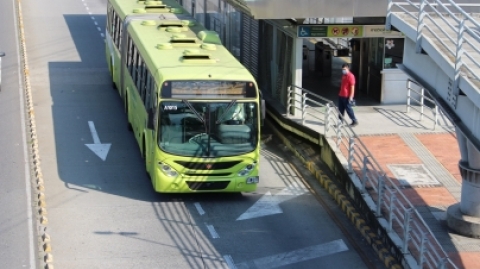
[206,223,219,239]
[194,202,205,215]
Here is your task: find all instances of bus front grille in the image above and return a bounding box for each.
[186,181,230,190]
[175,161,241,170]
[184,173,231,177]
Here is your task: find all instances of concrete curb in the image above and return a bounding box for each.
[15,0,53,268]
[266,118,402,269]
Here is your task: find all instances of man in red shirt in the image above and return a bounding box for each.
[338,63,358,126]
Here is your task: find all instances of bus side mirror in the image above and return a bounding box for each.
[147,107,156,130]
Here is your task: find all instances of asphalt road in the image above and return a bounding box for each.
[17,0,387,268]
[0,0,37,268]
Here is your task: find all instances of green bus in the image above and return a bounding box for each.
[106,0,186,101]
[105,12,264,192]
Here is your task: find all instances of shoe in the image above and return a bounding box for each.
[350,121,358,127]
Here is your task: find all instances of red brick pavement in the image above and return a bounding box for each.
[358,133,480,269]
[416,133,462,183]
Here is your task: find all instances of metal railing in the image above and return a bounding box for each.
[387,0,480,90]
[406,79,439,130]
[286,85,334,126]
[286,85,457,269]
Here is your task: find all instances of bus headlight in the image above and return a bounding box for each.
[159,162,178,177]
[238,162,257,177]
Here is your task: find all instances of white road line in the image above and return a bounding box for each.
[97,26,101,32]
[14,0,36,267]
[235,239,349,269]
[90,16,95,20]
[206,223,219,239]
[194,202,205,215]
[223,255,237,269]
[94,21,98,26]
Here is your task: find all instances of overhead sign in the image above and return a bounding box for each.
[363,25,404,37]
[298,25,362,38]
[298,25,403,38]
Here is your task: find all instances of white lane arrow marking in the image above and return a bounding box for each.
[85,121,111,161]
[234,239,348,269]
[236,184,309,221]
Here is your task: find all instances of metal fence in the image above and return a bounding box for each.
[406,79,439,130]
[387,0,480,90]
[286,85,457,269]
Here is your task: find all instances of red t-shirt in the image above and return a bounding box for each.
[339,72,355,98]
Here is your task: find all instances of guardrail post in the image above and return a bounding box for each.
[420,87,425,121]
[335,124,342,149]
[402,208,413,254]
[418,233,428,267]
[406,81,411,113]
[433,104,438,130]
[436,257,447,269]
[302,92,307,125]
[0,52,5,92]
[376,174,385,216]
[324,103,331,134]
[415,0,427,54]
[286,86,292,117]
[361,156,370,192]
[388,190,396,232]
[348,137,355,173]
[453,19,466,107]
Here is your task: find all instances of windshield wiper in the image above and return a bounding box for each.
[182,99,205,124]
[215,100,237,124]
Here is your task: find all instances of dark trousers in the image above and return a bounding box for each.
[338,96,357,123]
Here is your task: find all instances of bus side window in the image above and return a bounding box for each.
[127,37,133,72]
[145,73,152,109]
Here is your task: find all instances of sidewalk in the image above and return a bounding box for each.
[267,54,480,268]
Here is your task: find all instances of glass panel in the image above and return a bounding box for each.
[158,101,258,157]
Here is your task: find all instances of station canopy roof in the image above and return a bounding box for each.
[226,0,389,19]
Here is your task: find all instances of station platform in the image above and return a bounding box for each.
[266,57,480,268]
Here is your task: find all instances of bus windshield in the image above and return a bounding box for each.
[158,101,259,157]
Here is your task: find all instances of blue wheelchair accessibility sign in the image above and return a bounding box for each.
[298,26,311,37]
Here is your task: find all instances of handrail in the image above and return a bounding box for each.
[388,0,480,87]
[406,79,439,130]
[286,84,457,269]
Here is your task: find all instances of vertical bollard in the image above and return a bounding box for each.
[0,52,5,92]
